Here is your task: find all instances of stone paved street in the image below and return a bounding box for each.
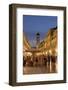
[23,62,57,74]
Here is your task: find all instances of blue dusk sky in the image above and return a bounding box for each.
[23,15,57,47]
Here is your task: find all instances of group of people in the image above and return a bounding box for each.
[23,56,33,66]
[23,55,57,68]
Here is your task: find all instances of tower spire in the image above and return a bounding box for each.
[36,32,40,48]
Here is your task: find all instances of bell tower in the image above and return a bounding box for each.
[36,32,40,48]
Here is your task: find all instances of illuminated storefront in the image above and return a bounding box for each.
[38,27,57,56]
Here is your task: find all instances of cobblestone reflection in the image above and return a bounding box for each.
[23,55,57,74]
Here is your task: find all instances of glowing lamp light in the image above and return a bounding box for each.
[46,52,47,55]
[49,50,52,54]
[27,52,32,56]
[36,53,41,56]
[43,52,45,55]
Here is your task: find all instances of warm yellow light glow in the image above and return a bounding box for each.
[36,53,41,56]
[46,52,47,55]
[43,52,45,55]
[27,52,32,56]
[55,48,57,53]
[49,50,52,54]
